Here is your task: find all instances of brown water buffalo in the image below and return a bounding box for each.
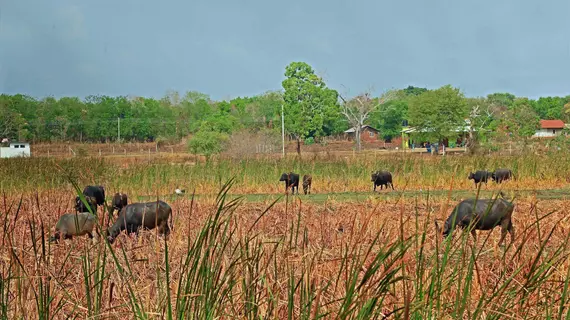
[302,174,312,195]
[50,212,98,242]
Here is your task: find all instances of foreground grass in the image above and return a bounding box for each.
[1,178,570,318]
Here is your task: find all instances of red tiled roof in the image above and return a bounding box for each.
[540,119,565,129]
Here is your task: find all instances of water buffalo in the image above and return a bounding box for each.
[49,212,98,242]
[492,169,514,183]
[371,171,394,191]
[302,175,312,195]
[468,170,493,187]
[75,195,98,213]
[106,200,173,244]
[279,172,300,194]
[111,192,128,214]
[82,185,106,205]
[435,193,515,247]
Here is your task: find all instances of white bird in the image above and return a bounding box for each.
[175,187,185,195]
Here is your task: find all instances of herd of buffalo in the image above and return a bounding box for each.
[279,167,516,247]
[50,167,516,247]
[50,185,172,244]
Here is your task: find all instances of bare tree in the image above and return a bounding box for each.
[465,98,497,154]
[339,90,396,151]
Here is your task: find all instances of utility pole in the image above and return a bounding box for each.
[281,104,285,157]
[117,117,121,143]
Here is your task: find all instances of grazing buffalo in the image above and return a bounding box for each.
[371,171,394,191]
[302,175,312,195]
[435,193,515,247]
[82,185,106,205]
[492,169,514,183]
[75,195,98,213]
[468,170,493,187]
[111,192,128,214]
[279,172,300,194]
[106,200,173,244]
[50,212,97,242]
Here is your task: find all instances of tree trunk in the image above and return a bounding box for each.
[356,128,362,151]
[466,129,477,155]
[296,138,301,155]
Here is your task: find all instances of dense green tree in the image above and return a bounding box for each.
[402,86,428,96]
[187,130,229,159]
[408,85,468,144]
[502,98,540,146]
[282,61,339,154]
[487,93,516,108]
[531,96,570,120]
[369,99,408,141]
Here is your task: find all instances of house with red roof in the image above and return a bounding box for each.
[532,119,566,138]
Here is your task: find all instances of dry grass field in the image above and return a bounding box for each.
[1,154,570,318]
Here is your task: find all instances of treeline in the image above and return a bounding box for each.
[1,61,570,149]
[0,91,289,143]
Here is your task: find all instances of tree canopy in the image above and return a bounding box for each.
[407,85,469,143]
[281,62,340,153]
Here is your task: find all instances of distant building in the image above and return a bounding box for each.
[344,125,381,142]
[533,120,565,138]
[0,142,31,158]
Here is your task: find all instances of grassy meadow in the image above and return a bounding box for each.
[1,153,570,318]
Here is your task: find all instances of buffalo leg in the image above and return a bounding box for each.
[159,221,171,237]
[390,182,394,190]
[508,221,515,243]
[498,226,508,247]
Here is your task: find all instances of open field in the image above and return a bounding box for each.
[2,154,570,318]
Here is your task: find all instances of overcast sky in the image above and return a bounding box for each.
[1,0,570,100]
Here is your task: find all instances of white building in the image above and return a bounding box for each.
[0,142,31,158]
[533,120,565,138]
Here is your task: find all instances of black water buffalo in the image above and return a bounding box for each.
[371,171,394,191]
[468,170,493,187]
[82,185,106,205]
[492,168,514,183]
[302,175,312,195]
[279,172,300,194]
[106,200,173,244]
[75,195,98,213]
[435,193,515,247]
[50,212,97,242]
[111,192,128,214]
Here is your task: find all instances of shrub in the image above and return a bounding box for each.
[187,130,229,158]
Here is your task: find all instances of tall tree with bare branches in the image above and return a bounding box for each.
[339,91,395,151]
